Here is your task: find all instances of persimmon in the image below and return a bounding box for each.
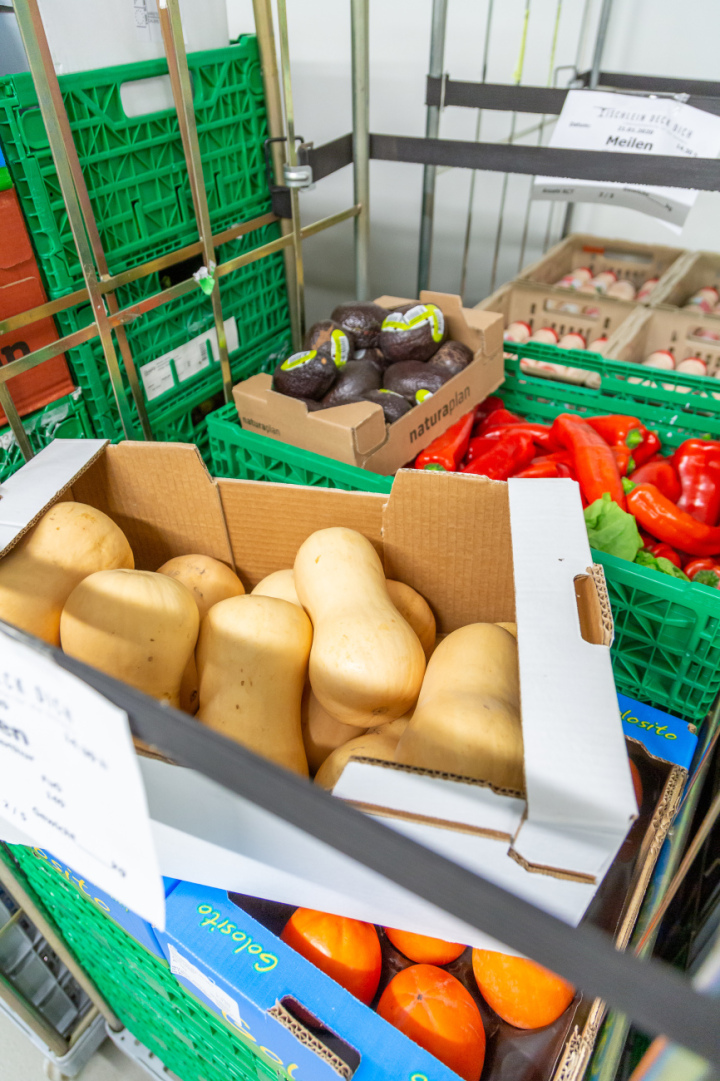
[377,964,486,1081]
[281,908,381,1005]
[471,950,574,1029]
[384,927,465,966]
[630,759,643,808]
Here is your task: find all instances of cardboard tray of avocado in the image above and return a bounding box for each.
[233,292,504,474]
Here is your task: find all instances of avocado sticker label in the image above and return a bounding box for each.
[382,304,445,343]
[280,350,316,371]
[330,329,350,368]
[415,388,433,404]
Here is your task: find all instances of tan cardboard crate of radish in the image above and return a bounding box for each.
[609,305,720,384]
[475,281,636,387]
[648,249,720,313]
[517,233,684,305]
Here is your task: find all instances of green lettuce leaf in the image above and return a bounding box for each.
[634,549,690,580]
[584,493,644,561]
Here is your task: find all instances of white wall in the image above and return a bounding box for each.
[232,0,720,320]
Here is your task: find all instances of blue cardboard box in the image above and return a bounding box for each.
[618,693,697,770]
[29,847,178,962]
[156,880,464,1081]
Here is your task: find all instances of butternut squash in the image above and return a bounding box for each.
[294,528,425,727]
[301,686,364,774]
[386,579,436,659]
[495,622,517,638]
[395,624,524,791]
[156,554,244,619]
[197,595,312,775]
[60,569,199,707]
[251,568,301,607]
[315,718,409,791]
[157,554,244,714]
[0,501,134,646]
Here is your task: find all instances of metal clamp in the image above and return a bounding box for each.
[264,136,313,219]
[284,160,313,188]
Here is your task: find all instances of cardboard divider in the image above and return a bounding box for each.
[233,292,504,475]
[609,305,720,377]
[518,233,684,304]
[651,249,720,311]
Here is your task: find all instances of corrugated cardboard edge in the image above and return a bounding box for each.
[347,756,525,800]
[268,1003,352,1080]
[588,564,615,646]
[550,762,687,1081]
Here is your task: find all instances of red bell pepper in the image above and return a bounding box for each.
[611,446,635,477]
[475,395,505,419]
[671,439,720,526]
[632,431,662,468]
[626,483,720,556]
[550,413,626,509]
[647,542,683,568]
[587,414,647,449]
[415,410,475,472]
[474,408,523,436]
[515,460,574,478]
[685,557,720,583]
[482,420,554,450]
[465,433,503,463]
[461,430,536,480]
[629,457,682,503]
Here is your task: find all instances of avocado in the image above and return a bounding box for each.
[321,360,381,407]
[304,320,354,368]
[383,360,452,403]
[379,302,447,363]
[355,347,392,374]
[331,301,389,349]
[363,388,412,424]
[273,348,337,401]
[429,339,473,377]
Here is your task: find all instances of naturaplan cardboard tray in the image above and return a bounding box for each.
[518,233,684,305]
[0,439,633,942]
[649,249,720,310]
[233,291,504,475]
[609,305,720,377]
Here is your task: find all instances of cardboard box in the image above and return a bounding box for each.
[233,292,504,475]
[0,187,75,424]
[649,249,720,311]
[518,233,684,305]
[0,439,633,942]
[609,305,720,377]
[22,847,179,962]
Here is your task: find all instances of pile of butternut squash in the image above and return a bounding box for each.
[0,501,524,791]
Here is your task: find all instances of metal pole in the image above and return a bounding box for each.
[561,0,614,238]
[351,0,370,301]
[251,0,301,346]
[12,0,139,440]
[276,0,307,346]
[417,0,449,295]
[157,0,234,403]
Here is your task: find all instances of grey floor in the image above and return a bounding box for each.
[0,1010,148,1081]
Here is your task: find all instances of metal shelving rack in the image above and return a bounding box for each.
[1,3,720,1079]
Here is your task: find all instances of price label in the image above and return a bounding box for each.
[0,628,165,928]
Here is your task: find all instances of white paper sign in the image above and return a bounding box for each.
[533,90,720,232]
[0,628,165,928]
[140,317,239,402]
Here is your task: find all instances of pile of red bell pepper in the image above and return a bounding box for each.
[413,396,720,587]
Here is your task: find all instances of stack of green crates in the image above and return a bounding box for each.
[0,389,94,483]
[209,343,720,724]
[0,38,291,441]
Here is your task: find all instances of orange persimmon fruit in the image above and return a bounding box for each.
[384,927,465,965]
[377,964,486,1081]
[471,949,574,1029]
[281,908,381,1005]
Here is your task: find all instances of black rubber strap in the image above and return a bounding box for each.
[18,628,714,1069]
[301,133,354,182]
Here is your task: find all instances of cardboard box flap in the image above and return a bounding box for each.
[0,438,107,555]
[507,479,637,872]
[333,759,526,837]
[374,291,504,358]
[71,442,234,571]
[381,469,515,632]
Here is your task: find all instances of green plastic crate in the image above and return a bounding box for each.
[503,342,720,723]
[0,389,93,482]
[58,223,290,438]
[0,844,285,1081]
[0,38,273,297]
[208,402,394,493]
